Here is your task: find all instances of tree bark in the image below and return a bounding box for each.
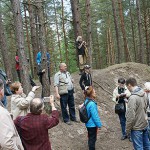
[28,0,39,78]
[53,0,62,62]
[70,0,82,39]
[111,0,121,63]
[118,0,131,62]
[129,0,136,62]
[85,0,92,67]
[61,0,69,67]
[136,0,144,63]
[11,0,31,94]
[143,0,150,65]
[36,0,50,97]
[0,11,13,80]
[24,3,34,77]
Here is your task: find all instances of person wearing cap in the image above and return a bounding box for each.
[112,78,131,140]
[76,36,88,73]
[79,65,92,93]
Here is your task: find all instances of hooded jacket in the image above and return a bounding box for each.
[126,87,148,134]
[79,72,92,91]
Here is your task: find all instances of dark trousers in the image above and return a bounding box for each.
[118,112,126,136]
[16,70,21,82]
[87,127,97,150]
[60,90,76,122]
[29,75,36,87]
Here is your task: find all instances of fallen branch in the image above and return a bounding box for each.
[93,80,113,96]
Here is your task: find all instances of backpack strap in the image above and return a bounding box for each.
[84,99,92,107]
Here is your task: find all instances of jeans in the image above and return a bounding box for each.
[60,90,76,122]
[87,127,97,150]
[118,112,126,136]
[148,121,150,140]
[131,127,150,150]
[2,95,7,107]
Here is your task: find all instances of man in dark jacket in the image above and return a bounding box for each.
[0,69,12,107]
[14,96,59,150]
[79,65,92,93]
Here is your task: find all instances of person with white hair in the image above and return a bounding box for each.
[14,96,59,150]
[54,63,78,125]
[76,36,88,74]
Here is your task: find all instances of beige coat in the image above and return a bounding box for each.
[11,92,35,120]
[126,87,148,134]
[0,102,24,150]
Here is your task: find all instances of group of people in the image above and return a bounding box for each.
[113,77,150,150]
[0,56,100,150]
[0,78,59,149]
[1,35,150,150]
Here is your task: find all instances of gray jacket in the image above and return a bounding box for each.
[126,87,148,134]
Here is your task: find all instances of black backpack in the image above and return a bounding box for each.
[79,99,92,123]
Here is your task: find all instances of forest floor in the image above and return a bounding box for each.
[7,62,150,150]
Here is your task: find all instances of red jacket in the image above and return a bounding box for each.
[15,56,20,70]
[14,110,59,150]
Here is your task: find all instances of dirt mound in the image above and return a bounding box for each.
[7,62,150,150]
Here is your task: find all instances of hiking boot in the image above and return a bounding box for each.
[129,137,132,142]
[121,135,127,140]
[72,119,80,123]
[65,121,72,125]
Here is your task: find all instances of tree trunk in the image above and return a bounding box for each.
[136,0,144,63]
[37,0,50,97]
[28,0,39,78]
[11,0,31,94]
[106,29,111,66]
[24,3,34,77]
[61,0,69,67]
[143,0,150,65]
[85,0,92,67]
[0,11,13,80]
[111,0,121,63]
[129,0,136,62]
[109,27,115,65]
[70,0,82,39]
[53,0,62,62]
[118,0,131,62]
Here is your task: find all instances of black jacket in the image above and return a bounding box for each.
[79,72,92,90]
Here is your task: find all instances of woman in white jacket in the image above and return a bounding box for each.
[10,82,40,120]
[112,78,131,140]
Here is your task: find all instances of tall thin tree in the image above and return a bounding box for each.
[37,0,50,97]
[85,0,92,66]
[11,0,30,94]
[136,0,144,63]
[111,0,121,63]
[0,11,13,80]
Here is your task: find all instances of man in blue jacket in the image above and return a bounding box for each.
[36,51,50,97]
[36,51,50,84]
